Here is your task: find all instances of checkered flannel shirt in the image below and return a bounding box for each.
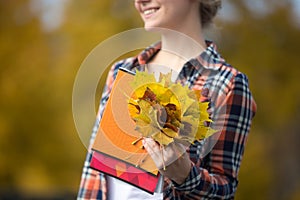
[77,41,257,200]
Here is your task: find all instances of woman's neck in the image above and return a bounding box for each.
[161,30,206,60]
[148,29,206,73]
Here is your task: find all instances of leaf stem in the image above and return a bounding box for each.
[160,144,166,170]
[131,137,143,145]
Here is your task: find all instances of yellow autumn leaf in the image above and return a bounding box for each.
[127,71,217,146]
[169,83,195,115]
[152,131,174,146]
[162,127,178,138]
[133,99,151,124]
[130,70,156,90]
[179,115,198,138]
[158,72,172,87]
[195,125,217,140]
[128,103,139,118]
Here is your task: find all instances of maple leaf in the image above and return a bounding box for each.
[130,70,156,91]
[134,103,160,136]
[128,98,140,118]
[127,71,217,147]
[158,72,172,87]
[169,83,195,116]
[152,131,174,146]
[195,125,217,140]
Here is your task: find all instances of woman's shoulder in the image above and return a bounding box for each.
[197,59,251,99]
[199,41,250,86]
[219,61,248,81]
[219,61,251,88]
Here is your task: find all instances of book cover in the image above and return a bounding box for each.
[91,68,160,194]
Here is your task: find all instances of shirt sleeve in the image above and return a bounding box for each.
[165,72,257,199]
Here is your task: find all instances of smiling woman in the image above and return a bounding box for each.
[77,0,256,199]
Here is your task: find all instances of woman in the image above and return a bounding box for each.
[78,0,256,199]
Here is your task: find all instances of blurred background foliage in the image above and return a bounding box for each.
[0,0,299,199]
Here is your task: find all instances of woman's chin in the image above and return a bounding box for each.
[144,24,165,33]
[144,24,157,32]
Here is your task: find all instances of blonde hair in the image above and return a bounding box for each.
[199,0,222,27]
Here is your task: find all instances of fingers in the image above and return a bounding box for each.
[142,138,164,169]
[142,138,188,169]
[142,137,192,184]
[142,138,160,156]
[143,138,186,155]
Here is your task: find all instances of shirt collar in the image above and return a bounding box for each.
[137,41,161,65]
[135,40,225,71]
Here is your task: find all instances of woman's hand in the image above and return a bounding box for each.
[142,138,192,185]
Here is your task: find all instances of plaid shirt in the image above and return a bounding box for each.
[78,41,257,200]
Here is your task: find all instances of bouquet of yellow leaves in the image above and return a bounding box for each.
[128,71,216,147]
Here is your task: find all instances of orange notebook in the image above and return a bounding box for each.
[91,68,160,194]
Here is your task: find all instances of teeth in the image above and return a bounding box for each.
[144,9,157,15]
